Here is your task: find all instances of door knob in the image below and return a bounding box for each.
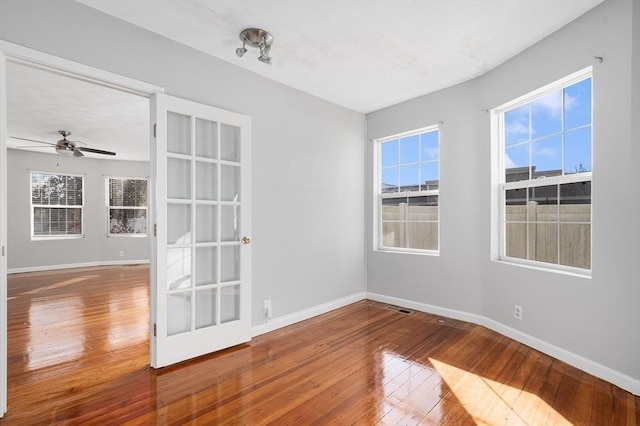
[242,236,251,245]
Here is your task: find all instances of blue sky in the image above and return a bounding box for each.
[505,77,592,176]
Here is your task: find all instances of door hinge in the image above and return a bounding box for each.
[153,323,157,337]
[154,224,157,237]
[1,246,4,257]
[153,123,157,138]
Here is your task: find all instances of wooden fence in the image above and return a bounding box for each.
[381,202,590,269]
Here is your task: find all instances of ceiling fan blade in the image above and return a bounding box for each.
[10,136,56,146]
[13,145,52,149]
[76,146,116,156]
[73,149,84,157]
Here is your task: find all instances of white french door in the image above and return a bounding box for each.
[151,93,252,368]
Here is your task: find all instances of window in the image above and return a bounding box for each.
[496,69,592,273]
[375,126,439,253]
[31,172,84,238]
[106,177,148,236]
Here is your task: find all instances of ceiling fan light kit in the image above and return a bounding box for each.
[236,28,273,65]
[11,130,116,157]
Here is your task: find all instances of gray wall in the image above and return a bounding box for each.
[0,0,366,326]
[6,149,150,270]
[367,0,639,386]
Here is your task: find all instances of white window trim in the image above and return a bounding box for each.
[374,124,440,255]
[105,176,149,237]
[492,67,593,276]
[30,170,85,240]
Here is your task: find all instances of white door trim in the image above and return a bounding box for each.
[0,48,8,418]
[0,41,163,418]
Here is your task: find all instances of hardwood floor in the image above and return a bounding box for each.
[1,265,638,425]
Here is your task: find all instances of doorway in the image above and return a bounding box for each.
[0,41,162,416]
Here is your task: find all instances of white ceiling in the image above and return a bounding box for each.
[78,0,603,113]
[6,61,150,161]
[6,0,603,161]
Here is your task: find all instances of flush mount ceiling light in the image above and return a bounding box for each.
[235,28,273,65]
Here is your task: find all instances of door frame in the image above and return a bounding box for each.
[0,41,163,417]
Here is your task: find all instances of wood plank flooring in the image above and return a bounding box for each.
[1,265,638,425]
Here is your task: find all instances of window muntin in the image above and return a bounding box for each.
[31,172,84,238]
[376,127,439,253]
[106,177,148,236]
[498,71,592,273]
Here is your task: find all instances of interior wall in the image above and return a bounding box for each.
[6,149,150,271]
[366,0,639,389]
[0,0,366,325]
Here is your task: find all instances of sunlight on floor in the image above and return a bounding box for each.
[429,358,570,425]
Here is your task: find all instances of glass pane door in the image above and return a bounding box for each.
[152,93,251,368]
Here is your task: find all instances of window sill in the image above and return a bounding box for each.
[375,247,440,257]
[31,235,84,241]
[494,258,591,279]
[106,234,149,238]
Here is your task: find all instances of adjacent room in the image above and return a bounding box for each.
[0,0,638,423]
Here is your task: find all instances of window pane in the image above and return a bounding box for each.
[221,123,241,162]
[505,223,527,260]
[505,144,530,181]
[529,222,558,265]
[400,134,419,164]
[381,140,398,168]
[531,89,562,139]
[407,196,438,249]
[109,208,148,234]
[109,179,147,207]
[381,197,407,248]
[505,104,529,146]
[564,127,591,174]
[420,131,438,161]
[560,182,591,223]
[195,118,218,159]
[420,162,438,188]
[399,164,420,191]
[559,181,591,269]
[564,78,591,131]
[167,111,191,155]
[532,135,562,178]
[528,186,558,222]
[381,167,398,193]
[560,224,591,269]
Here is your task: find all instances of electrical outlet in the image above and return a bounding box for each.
[263,300,273,318]
[119,250,124,257]
[514,305,523,320]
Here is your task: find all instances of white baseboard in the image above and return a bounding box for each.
[252,292,367,337]
[8,259,150,274]
[366,292,640,396]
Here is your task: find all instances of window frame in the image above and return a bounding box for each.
[374,125,440,255]
[105,176,149,237]
[494,67,593,276]
[30,171,85,240]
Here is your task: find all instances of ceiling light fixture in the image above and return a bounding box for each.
[236,28,273,65]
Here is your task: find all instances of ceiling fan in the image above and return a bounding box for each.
[11,130,116,157]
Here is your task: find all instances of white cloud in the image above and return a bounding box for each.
[534,147,558,157]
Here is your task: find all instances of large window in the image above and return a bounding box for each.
[496,69,592,273]
[106,177,148,236]
[375,126,439,253]
[31,172,84,238]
